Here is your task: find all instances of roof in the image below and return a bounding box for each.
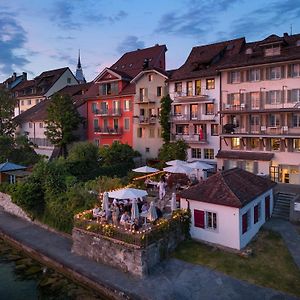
[131,67,169,83]
[180,168,276,208]
[218,33,300,70]
[169,38,245,81]
[0,162,26,172]
[216,150,274,161]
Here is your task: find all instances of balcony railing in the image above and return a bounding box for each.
[137,116,157,125]
[172,134,208,143]
[94,127,123,135]
[93,108,122,116]
[171,113,216,122]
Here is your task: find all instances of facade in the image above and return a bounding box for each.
[132,69,168,158]
[86,45,167,148]
[0,72,27,90]
[180,168,276,250]
[12,67,78,116]
[217,33,300,184]
[168,39,244,165]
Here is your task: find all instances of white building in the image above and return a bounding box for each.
[180,168,276,250]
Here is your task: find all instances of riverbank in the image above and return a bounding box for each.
[0,208,297,300]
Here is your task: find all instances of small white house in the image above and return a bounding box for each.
[180,168,276,250]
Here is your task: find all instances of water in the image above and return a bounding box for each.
[0,238,106,300]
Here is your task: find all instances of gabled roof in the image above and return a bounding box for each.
[131,67,169,83]
[169,38,245,81]
[180,168,276,208]
[0,162,26,172]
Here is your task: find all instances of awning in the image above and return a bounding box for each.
[216,150,274,161]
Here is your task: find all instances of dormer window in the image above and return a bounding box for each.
[99,82,118,96]
[264,45,281,56]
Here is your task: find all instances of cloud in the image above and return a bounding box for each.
[0,10,29,76]
[116,36,145,54]
[50,50,77,67]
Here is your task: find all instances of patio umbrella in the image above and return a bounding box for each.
[163,164,194,174]
[148,201,158,222]
[166,159,187,166]
[171,192,177,211]
[132,166,159,173]
[187,161,214,170]
[131,198,140,221]
[102,192,109,215]
[108,188,148,199]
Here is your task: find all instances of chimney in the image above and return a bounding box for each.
[143,58,149,70]
[22,72,27,80]
[283,32,289,37]
[12,72,17,80]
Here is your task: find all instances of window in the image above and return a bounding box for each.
[229,71,241,83]
[194,210,205,228]
[293,139,300,152]
[195,80,201,95]
[231,138,240,150]
[268,90,282,104]
[250,92,260,109]
[29,122,33,129]
[27,100,31,105]
[206,212,217,230]
[124,118,130,131]
[137,127,142,138]
[204,148,214,159]
[103,119,108,130]
[187,81,193,96]
[271,138,281,151]
[190,104,198,119]
[175,82,182,94]
[94,139,100,147]
[67,77,71,84]
[249,69,260,81]
[124,100,130,111]
[174,105,182,115]
[293,114,300,127]
[99,82,118,95]
[139,88,148,101]
[211,124,218,136]
[206,78,215,89]
[145,147,150,153]
[264,45,281,56]
[269,114,280,127]
[100,102,108,114]
[113,119,119,130]
[157,86,162,97]
[205,103,214,115]
[93,119,99,130]
[250,138,260,149]
[288,89,300,103]
[291,64,300,77]
[39,122,43,128]
[149,128,155,138]
[113,100,120,114]
[254,203,261,224]
[191,148,201,159]
[92,103,98,113]
[270,66,281,79]
[242,210,250,234]
[148,74,153,81]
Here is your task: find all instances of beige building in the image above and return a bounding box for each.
[132,68,168,159]
[217,33,300,184]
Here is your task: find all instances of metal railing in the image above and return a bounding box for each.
[94,127,123,134]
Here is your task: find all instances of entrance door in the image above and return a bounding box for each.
[265,196,270,220]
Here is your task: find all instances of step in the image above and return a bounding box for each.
[275,200,291,206]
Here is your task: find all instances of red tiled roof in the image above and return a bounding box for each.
[180,168,276,208]
[216,150,274,161]
[169,38,245,81]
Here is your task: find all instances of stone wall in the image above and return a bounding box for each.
[0,192,31,222]
[72,226,185,278]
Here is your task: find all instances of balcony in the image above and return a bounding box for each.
[171,113,216,122]
[94,127,123,135]
[171,91,211,104]
[135,96,157,104]
[172,134,208,144]
[93,108,122,116]
[137,116,157,125]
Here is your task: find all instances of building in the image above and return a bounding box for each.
[131,68,168,158]
[0,72,27,90]
[0,162,30,184]
[168,38,244,165]
[12,67,78,116]
[86,44,167,148]
[217,33,300,184]
[14,83,91,158]
[180,168,276,250]
[75,50,86,84]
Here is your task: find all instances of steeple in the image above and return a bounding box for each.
[75,49,86,84]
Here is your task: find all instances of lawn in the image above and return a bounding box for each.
[173,229,300,297]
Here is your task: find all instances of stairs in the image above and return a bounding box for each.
[272,192,295,220]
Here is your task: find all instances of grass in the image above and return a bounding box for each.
[173,230,300,297]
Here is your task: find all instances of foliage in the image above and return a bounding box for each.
[159,94,172,143]
[45,93,83,158]
[0,89,17,136]
[158,140,188,162]
[85,176,124,195]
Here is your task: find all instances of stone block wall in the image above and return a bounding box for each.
[72,226,185,278]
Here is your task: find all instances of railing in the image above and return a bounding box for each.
[172,134,208,143]
[222,125,296,136]
[93,108,122,116]
[29,137,53,148]
[94,127,123,135]
[138,116,157,124]
[171,113,216,122]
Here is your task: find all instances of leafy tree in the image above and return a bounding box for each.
[159,94,172,143]
[0,89,17,136]
[45,93,83,158]
[158,140,189,162]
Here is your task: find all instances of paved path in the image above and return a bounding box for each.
[0,209,298,300]
[264,218,300,269]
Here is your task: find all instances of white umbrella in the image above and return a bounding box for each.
[132,166,159,173]
[187,161,214,170]
[102,192,109,215]
[171,192,177,211]
[166,159,187,166]
[148,201,158,221]
[108,188,148,199]
[131,198,140,221]
[163,164,194,174]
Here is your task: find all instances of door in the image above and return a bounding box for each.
[265,196,270,220]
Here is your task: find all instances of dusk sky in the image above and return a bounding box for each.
[1,0,300,82]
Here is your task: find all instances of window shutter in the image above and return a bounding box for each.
[265,138,271,151]
[240,71,245,82]
[194,210,205,228]
[266,67,271,80]
[246,92,251,107]
[287,138,293,152]
[227,72,231,84]
[246,70,250,81]
[266,91,271,104]
[242,213,248,234]
[281,65,285,78]
[254,205,259,223]
[260,68,265,80]
[287,64,292,77]
[280,139,286,152]
[287,90,292,103]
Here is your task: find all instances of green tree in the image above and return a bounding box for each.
[0,89,17,136]
[158,140,189,162]
[159,94,172,143]
[45,93,83,158]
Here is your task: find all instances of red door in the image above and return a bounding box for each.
[265,196,270,220]
[194,210,205,228]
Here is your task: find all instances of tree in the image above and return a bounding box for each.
[45,93,83,158]
[159,94,172,143]
[158,140,189,162]
[0,89,17,136]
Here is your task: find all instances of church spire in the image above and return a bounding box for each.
[75,49,86,84]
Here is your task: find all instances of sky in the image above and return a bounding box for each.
[1,0,300,82]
